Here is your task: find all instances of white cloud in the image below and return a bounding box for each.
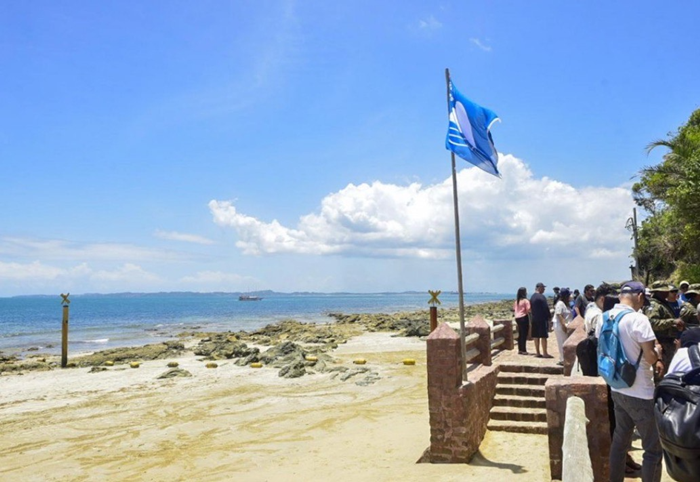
[179,271,257,291]
[91,263,160,282]
[0,260,65,280]
[0,260,158,283]
[418,15,442,31]
[210,154,635,262]
[0,237,192,262]
[470,38,492,52]
[154,230,215,245]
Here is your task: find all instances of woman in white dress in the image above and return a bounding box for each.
[553,287,573,365]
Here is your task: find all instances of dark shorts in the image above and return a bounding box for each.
[530,318,549,338]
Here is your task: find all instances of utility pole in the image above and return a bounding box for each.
[626,208,640,280]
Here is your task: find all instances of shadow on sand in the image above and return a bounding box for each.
[469,450,528,474]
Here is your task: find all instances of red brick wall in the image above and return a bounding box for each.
[426,323,499,463]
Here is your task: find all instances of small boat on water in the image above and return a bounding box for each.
[239,295,262,301]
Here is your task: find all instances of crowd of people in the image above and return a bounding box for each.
[512,280,700,482]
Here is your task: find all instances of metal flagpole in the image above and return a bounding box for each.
[445,68,468,381]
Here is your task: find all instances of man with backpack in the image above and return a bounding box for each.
[596,281,664,482]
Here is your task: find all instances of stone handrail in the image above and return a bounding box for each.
[561,396,594,482]
[463,332,480,363]
[491,319,514,352]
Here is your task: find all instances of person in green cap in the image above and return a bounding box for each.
[644,280,686,379]
[679,283,700,327]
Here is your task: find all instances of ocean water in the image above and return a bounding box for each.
[0,292,510,355]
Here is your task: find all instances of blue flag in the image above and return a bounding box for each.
[445,80,501,177]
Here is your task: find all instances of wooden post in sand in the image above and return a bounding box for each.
[429,307,438,332]
[61,293,70,368]
[428,290,441,332]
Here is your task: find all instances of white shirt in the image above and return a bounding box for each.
[584,302,602,334]
[667,347,693,375]
[596,303,656,400]
[554,300,573,328]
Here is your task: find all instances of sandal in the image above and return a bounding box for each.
[535,354,543,358]
[542,354,554,359]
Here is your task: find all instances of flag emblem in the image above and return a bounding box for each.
[445,81,501,177]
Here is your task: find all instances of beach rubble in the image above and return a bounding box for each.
[0,299,514,379]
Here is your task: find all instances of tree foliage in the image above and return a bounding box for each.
[632,108,700,281]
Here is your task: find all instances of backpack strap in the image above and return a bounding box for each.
[611,309,644,367]
[689,343,700,369]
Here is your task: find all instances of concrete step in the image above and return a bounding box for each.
[489,406,547,423]
[495,383,545,398]
[499,363,564,376]
[492,394,546,409]
[487,419,548,435]
[497,371,551,386]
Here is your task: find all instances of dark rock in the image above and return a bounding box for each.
[356,373,381,386]
[193,336,257,360]
[279,361,306,378]
[339,367,369,381]
[75,341,186,367]
[157,368,192,379]
[89,366,108,373]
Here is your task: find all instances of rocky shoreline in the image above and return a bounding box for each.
[0,298,514,379]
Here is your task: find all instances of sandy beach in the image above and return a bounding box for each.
[0,331,554,482]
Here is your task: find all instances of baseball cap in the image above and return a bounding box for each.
[536,282,546,288]
[620,281,646,294]
[680,280,690,288]
[669,284,679,292]
[559,287,571,297]
[679,328,700,348]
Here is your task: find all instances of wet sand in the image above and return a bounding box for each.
[0,332,552,481]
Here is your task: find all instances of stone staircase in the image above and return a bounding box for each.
[487,363,563,435]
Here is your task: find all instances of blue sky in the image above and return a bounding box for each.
[1,1,699,296]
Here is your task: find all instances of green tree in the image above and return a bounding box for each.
[632,108,700,281]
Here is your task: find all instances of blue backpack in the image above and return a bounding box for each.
[597,309,643,389]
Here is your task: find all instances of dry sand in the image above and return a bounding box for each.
[0,332,553,482]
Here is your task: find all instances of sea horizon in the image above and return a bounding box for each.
[0,291,511,356]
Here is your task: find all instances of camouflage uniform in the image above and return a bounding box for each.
[679,301,698,326]
[644,281,679,379]
[646,297,680,339]
[679,283,700,327]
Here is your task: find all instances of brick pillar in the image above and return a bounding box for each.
[425,322,500,464]
[545,376,610,481]
[563,323,587,376]
[466,315,492,366]
[426,323,465,462]
[495,319,514,351]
